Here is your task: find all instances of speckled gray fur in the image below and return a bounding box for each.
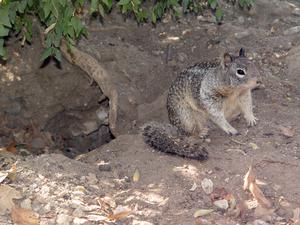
[143,49,259,160]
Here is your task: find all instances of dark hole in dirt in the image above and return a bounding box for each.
[43,98,115,158]
[0,43,115,158]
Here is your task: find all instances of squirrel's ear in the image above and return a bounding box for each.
[223,53,233,68]
[239,48,245,57]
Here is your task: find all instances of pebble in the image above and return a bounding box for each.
[42,203,52,214]
[98,163,112,172]
[31,137,45,149]
[234,30,251,39]
[283,26,300,35]
[56,214,72,225]
[72,208,85,217]
[253,219,269,225]
[20,198,32,210]
[201,178,214,194]
[82,120,99,135]
[86,173,98,184]
[213,199,229,210]
[177,52,188,63]
[40,185,50,196]
[292,8,300,16]
[70,199,84,209]
[238,16,245,23]
[73,218,88,225]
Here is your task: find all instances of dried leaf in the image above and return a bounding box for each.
[133,169,140,182]
[11,206,39,225]
[0,171,9,183]
[193,209,214,218]
[201,178,213,195]
[7,163,17,181]
[243,165,256,191]
[190,182,197,191]
[249,142,259,150]
[97,196,115,214]
[279,126,295,138]
[244,199,258,209]
[225,194,237,210]
[292,208,300,222]
[44,23,56,34]
[6,141,17,154]
[0,185,22,215]
[249,183,272,208]
[107,210,131,221]
[210,187,228,202]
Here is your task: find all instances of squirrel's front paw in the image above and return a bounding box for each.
[246,115,258,126]
[225,127,240,136]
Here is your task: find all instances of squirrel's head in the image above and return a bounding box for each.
[222,48,260,86]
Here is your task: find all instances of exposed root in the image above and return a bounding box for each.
[60,40,119,136]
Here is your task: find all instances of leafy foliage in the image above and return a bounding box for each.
[0,0,255,61]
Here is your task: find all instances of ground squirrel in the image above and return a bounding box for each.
[142,48,261,160]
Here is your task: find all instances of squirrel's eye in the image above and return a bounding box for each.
[236,69,246,78]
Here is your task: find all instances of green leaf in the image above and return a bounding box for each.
[43,2,52,19]
[40,47,53,61]
[17,0,28,13]
[90,0,99,13]
[0,24,9,37]
[98,3,105,17]
[0,6,11,27]
[208,0,217,9]
[151,10,157,23]
[53,48,62,61]
[28,0,34,8]
[70,17,83,37]
[215,7,223,22]
[182,0,190,12]
[0,39,8,59]
[60,0,67,7]
[117,0,130,6]
[102,0,112,10]
[76,0,85,7]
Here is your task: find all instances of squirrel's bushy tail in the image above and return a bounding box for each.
[142,122,208,160]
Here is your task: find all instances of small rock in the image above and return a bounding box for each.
[20,198,32,210]
[82,120,99,135]
[86,173,98,184]
[201,178,214,194]
[56,214,72,225]
[70,199,84,209]
[292,8,300,16]
[177,52,188,63]
[234,30,250,39]
[42,203,52,214]
[213,199,229,210]
[253,219,269,225]
[40,185,50,196]
[284,26,300,35]
[31,137,45,149]
[98,163,112,172]
[72,208,85,217]
[238,16,245,23]
[73,218,88,225]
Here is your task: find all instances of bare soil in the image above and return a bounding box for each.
[0,0,300,224]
